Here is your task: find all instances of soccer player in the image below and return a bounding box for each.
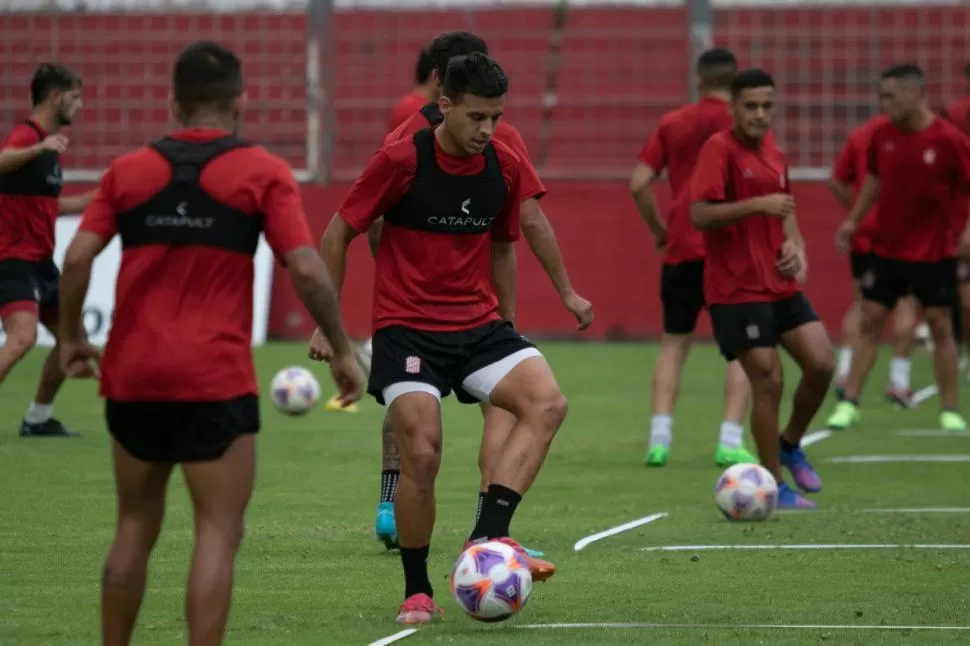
[690,68,833,510]
[943,61,970,136]
[630,47,756,468]
[0,63,96,437]
[829,114,923,409]
[831,64,970,433]
[312,31,591,554]
[56,42,363,645]
[319,52,566,624]
[387,48,436,133]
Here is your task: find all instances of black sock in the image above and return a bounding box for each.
[779,436,798,452]
[380,470,400,504]
[475,491,486,525]
[469,484,522,541]
[400,545,432,599]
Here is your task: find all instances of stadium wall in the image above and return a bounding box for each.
[269,180,852,341]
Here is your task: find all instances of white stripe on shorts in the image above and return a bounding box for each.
[382,381,441,408]
[461,348,543,402]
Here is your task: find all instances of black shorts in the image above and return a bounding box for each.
[106,395,260,463]
[661,260,706,334]
[709,292,820,361]
[368,320,538,406]
[0,257,60,317]
[957,259,970,285]
[849,252,872,281]
[860,255,956,310]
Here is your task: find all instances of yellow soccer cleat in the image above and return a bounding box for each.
[324,394,359,413]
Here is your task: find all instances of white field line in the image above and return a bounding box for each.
[366,628,418,646]
[516,622,970,632]
[640,543,970,552]
[801,430,832,447]
[827,455,970,463]
[862,507,970,513]
[573,513,667,552]
[894,429,969,437]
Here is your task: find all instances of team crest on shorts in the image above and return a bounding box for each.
[746,324,760,340]
[861,270,875,289]
[405,356,421,374]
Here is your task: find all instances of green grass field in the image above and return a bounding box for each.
[2,341,969,645]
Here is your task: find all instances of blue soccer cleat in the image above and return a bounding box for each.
[776,482,816,509]
[780,443,823,493]
[375,502,399,549]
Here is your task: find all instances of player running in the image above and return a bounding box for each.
[57,41,362,645]
[0,63,96,437]
[318,53,565,624]
[312,31,591,555]
[831,64,970,433]
[829,114,923,409]
[691,68,833,510]
[630,47,756,468]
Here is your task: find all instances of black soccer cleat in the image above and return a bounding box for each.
[19,418,80,438]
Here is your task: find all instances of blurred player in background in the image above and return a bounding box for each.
[691,68,833,510]
[387,48,437,133]
[312,31,592,556]
[318,53,565,624]
[831,64,970,433]
[829,114,923,408]
[630,47,757,469]
[943,61,970,136]
[57,41,362,645]
[0,63,96,437]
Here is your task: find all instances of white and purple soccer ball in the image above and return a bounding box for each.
[269,366,321,416]
[715,463,778,521]
[451,540,533,622]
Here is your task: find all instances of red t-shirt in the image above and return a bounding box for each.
[0,121,59,261]
[831,115,890,254]
[867,117,970,263]
[387,91,428,134]
[637,97,732,264]
[385,110,545,202]
[339,132,523,332]
[80,128,315,402]
[946,97,970,135]
[690,130,799,305]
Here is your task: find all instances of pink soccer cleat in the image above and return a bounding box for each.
[396,593,442,625]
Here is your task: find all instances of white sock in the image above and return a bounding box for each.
[718,421,744,449]
[25,402,53,424]
[649,414,673,448]
[890,357,911,391]
[836,346,853,379]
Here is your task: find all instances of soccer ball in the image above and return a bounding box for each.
[714,463,778,521]
[269,366,321,416]
[451,540,533,622]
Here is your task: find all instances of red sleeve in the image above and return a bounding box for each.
[492,149,523,242]
[832,134,857,184]
[637,126,666,173]
[866,128,882,178]
[1,124,41,150]
[261,163,316,256]
[952,127,970,186]
[79,166,118,239]
[690,138,730,203]
[339,146,414,232]
[499,126,545,201]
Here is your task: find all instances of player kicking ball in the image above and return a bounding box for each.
[690,69,834,509]
[630,47,756,468]
[830,64,970,433]
[317,53,565,624]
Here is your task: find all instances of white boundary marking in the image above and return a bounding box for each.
[801,430,832,447]
[827,454,970,463]
[894,429,969,437]
[517,622,970,632]
[573,513,667,552]
[863,507,970,513]
[640,543,970,552]
[911,384,939,407]
[366,628,418,646]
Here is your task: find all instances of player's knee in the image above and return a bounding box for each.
[404,432,442,483]
[198,516,246,552]
[748,364,783,398]
[925,311,953,341]
[524,390,568,439]
[807,350,836,387]
[2,325,37,358]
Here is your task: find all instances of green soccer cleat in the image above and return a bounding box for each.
[940,410,967,433]
[644,445,669,467]
[826,400,861,430]
[715,444,758,467]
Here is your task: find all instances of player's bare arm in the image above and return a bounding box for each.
[367,217,384,258]
[490,240,516,323]
[778,215,808,283]
[0,134,68,174]
[58,188,98,214]
[828,178,854,211]
[836,173,880,251]
[690,193,793,230]
[629,162,666,248]
[58,230,106,378]
[310,215,360,360]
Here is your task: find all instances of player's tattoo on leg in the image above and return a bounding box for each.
[382,415,401,471]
